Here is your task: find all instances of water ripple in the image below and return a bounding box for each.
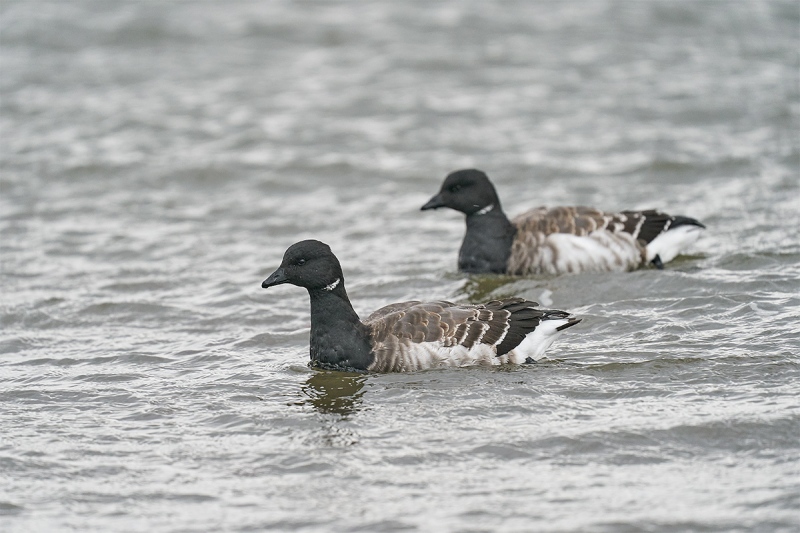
[1,1,798,532]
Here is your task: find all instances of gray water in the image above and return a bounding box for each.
[2,1,799,531]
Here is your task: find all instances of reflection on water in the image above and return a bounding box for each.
[457,274,534,303]
[2,1,798,530]
[300,371,367,416]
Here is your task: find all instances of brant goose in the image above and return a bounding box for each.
[421,169,705,275]
[261,240,580,372]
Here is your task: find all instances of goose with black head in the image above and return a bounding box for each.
[262,240,580,372]
[421,169,705,275]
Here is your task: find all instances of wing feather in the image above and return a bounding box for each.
[365,298,558,358]
[513,206,704,244]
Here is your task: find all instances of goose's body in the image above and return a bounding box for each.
[364,298,578,372]
[262,240,580,373]
[422,169,705,275]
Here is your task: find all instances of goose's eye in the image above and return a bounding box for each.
[449,184,462,193]
[296,258,306,266]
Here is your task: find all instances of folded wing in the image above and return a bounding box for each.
[364,298,575,371]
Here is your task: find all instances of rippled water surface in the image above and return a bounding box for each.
[2,1,799,531]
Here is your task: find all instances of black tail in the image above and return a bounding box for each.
[670,215,705,230]
[625,210,705,245]
[556,318,582,332]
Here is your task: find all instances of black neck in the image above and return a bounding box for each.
[307,283,374,372]
[459,207,516,274]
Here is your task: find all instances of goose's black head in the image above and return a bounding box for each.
[421,169,501,216]
[262,240,344,292]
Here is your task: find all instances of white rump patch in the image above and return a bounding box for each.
[508,318,572,362]
[645,225,704,263]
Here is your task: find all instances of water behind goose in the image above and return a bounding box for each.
[1,1,799,531]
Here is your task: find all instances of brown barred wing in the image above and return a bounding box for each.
[512,206,615,237]
[366,300,485,347]
[512,206,705,245]
[364,298,548,357]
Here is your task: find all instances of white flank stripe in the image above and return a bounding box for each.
[514,318,571,359]
[544,231,641,273]
[645,225,703,263]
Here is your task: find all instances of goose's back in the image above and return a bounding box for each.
[364,299,575,372]
[508,206,658,274]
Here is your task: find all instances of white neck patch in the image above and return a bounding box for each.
[475,203,494,216]
[323,278,340,292]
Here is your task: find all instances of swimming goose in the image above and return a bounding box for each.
[421,169,705,275]
[261,240,580,372]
